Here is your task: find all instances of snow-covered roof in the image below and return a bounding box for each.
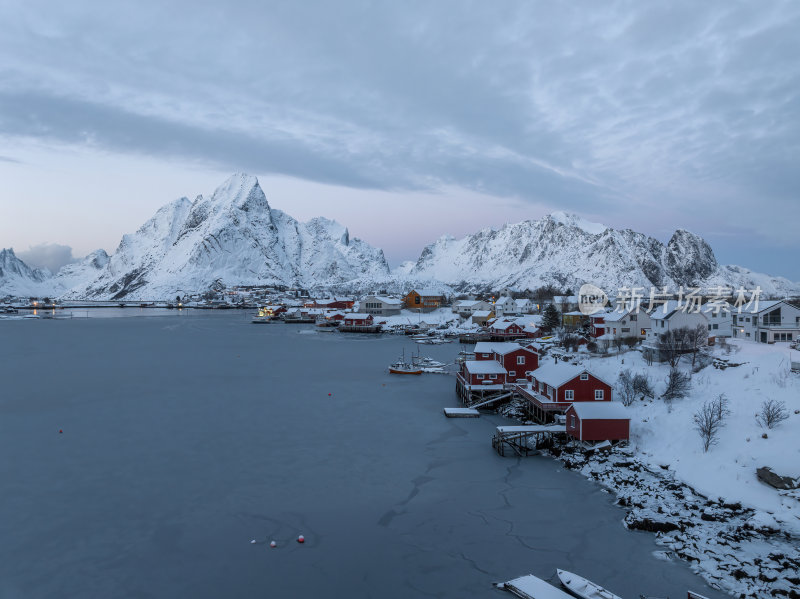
[602,310,630,322]
[567,402,630,420]
[495,296,513,306]
[474,342,537,355]
[563,310,586,316]
[464,360,507,374]
[367,296,402,305]
[411,288,445,298]
[648,300,681,319]
[531,362,587,388]
[490,319,520,331]
[471,310,492,317]
[345,313,371,319]
[514,298,531,306]
[455,299,480,307]
[750,299,787,314]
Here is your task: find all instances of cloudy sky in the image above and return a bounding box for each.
[1,1,798,279]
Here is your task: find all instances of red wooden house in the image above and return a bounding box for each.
[589,312,608,338]
[473,342,539,382]
[515,363,613,423]
[565,402,630,442]
[459,360,507,386]
[486,318,527,340]
[343,313,373,326]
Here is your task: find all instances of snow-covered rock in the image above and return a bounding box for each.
[62,173,391,299]
[406,213,800,296]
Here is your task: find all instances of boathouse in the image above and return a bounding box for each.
[565,402,630,442]
[343,313,373,326]
[473,342,539,382]
[515,363,613,423]
[486,318,527,340]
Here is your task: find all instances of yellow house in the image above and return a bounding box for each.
[404,288,446,311]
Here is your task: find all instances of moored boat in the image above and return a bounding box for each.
[556,569,621,599]
[497,573,574,599]
[389,349,423,375]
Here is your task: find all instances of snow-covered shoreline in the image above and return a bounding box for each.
[501,338,800,596]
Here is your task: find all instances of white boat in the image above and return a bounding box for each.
[556,569,621,599]
[497,574,574,599]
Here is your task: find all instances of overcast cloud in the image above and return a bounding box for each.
[16,243,76,274]
[0,1,798,277]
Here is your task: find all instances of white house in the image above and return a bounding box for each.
[601,308,651,341]
[731,300,800,344]
[493,296,516,317]
[643,300,709,359]
[514,298,534,314]
[362,295,403,316]
[700,301,733,338]
[452,299,493,317]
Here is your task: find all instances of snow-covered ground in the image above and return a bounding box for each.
[371,307,477,332]
[570,339,800,534]
[524,339,800,596]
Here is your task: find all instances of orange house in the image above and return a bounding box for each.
[404,289,446,311]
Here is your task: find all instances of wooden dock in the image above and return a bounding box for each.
[443,407,480,418]
[492,424,566,457]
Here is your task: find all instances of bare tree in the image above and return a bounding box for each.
[623,335,640,349]
[756,399,789,429]
[617,369,636,406]
[633,373,655,400]
[613,336,625,354]
[685,323,709,371]
[658,327,691,368]
[711,393,730,421]
[662,368,691,408]
[694,397,726,452]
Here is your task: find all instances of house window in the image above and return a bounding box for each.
[517,356,525,365]
[476,374,484,379]
[622,328,630,333]
[733,315,737,324]
[508,371,516,377]
[641,329,646,336]
[713,324,718,330]
[525,371,532,376]
[570,415,576,428]
[489,374,497,380]
[565,390,574,401]
[414,296,420,305]
[594,389,604,401]
[481,353,490,358]
[580,373,588,380]
[746,332,750,337]
[630,314,637,321]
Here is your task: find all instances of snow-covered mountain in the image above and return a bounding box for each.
[406,212,800,296]
[3,180,799,300]
[0,248,55,297]
[60,174,391,299]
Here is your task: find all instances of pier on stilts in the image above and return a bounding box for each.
[492,424,566,457]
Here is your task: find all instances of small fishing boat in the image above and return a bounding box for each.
[556,569,621,599]
[496,573,574,599]
[389,349,422,375]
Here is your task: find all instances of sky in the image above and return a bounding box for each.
[0,1,798,279]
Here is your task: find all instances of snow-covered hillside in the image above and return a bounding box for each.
[407,214,800,296]
[0,248,54,297]
[59,174,392,299]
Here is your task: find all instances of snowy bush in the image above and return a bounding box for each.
[616,369,635,406]
[632,373,654,400]
[694,394,728,452]
[756,399,789,429]
[662,368,691,406]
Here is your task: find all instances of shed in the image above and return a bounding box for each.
[565,402,630,442]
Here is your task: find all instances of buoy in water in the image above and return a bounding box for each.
[297,535,305,544]
[328,393,331,396]
[270,540,277,548]
[250,539,257,544]
[59,429,63,434]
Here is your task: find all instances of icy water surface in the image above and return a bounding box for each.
[0,313,728,598]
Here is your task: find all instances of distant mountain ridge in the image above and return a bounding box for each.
[2,176,799,299]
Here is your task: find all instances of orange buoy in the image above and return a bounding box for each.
[297,535,305,543]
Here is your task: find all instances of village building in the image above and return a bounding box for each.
[553,295,579,313]
[565,402,630,443]
[404,288,446,312]
[645,301,709,342]
[700,301,733,338]
[473,342,540,382]
[361,295,403,316]
[514,298,534,314]
[600,308,651,341]
[515,363,613,423]
[470,310,494,326]
[452,299,493,317]
[493,296,516,317]
[589,311,611,337]
[305,297,355,310]
[486,317,527,340]
[562,310,588,328]
[731,299,800,344]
